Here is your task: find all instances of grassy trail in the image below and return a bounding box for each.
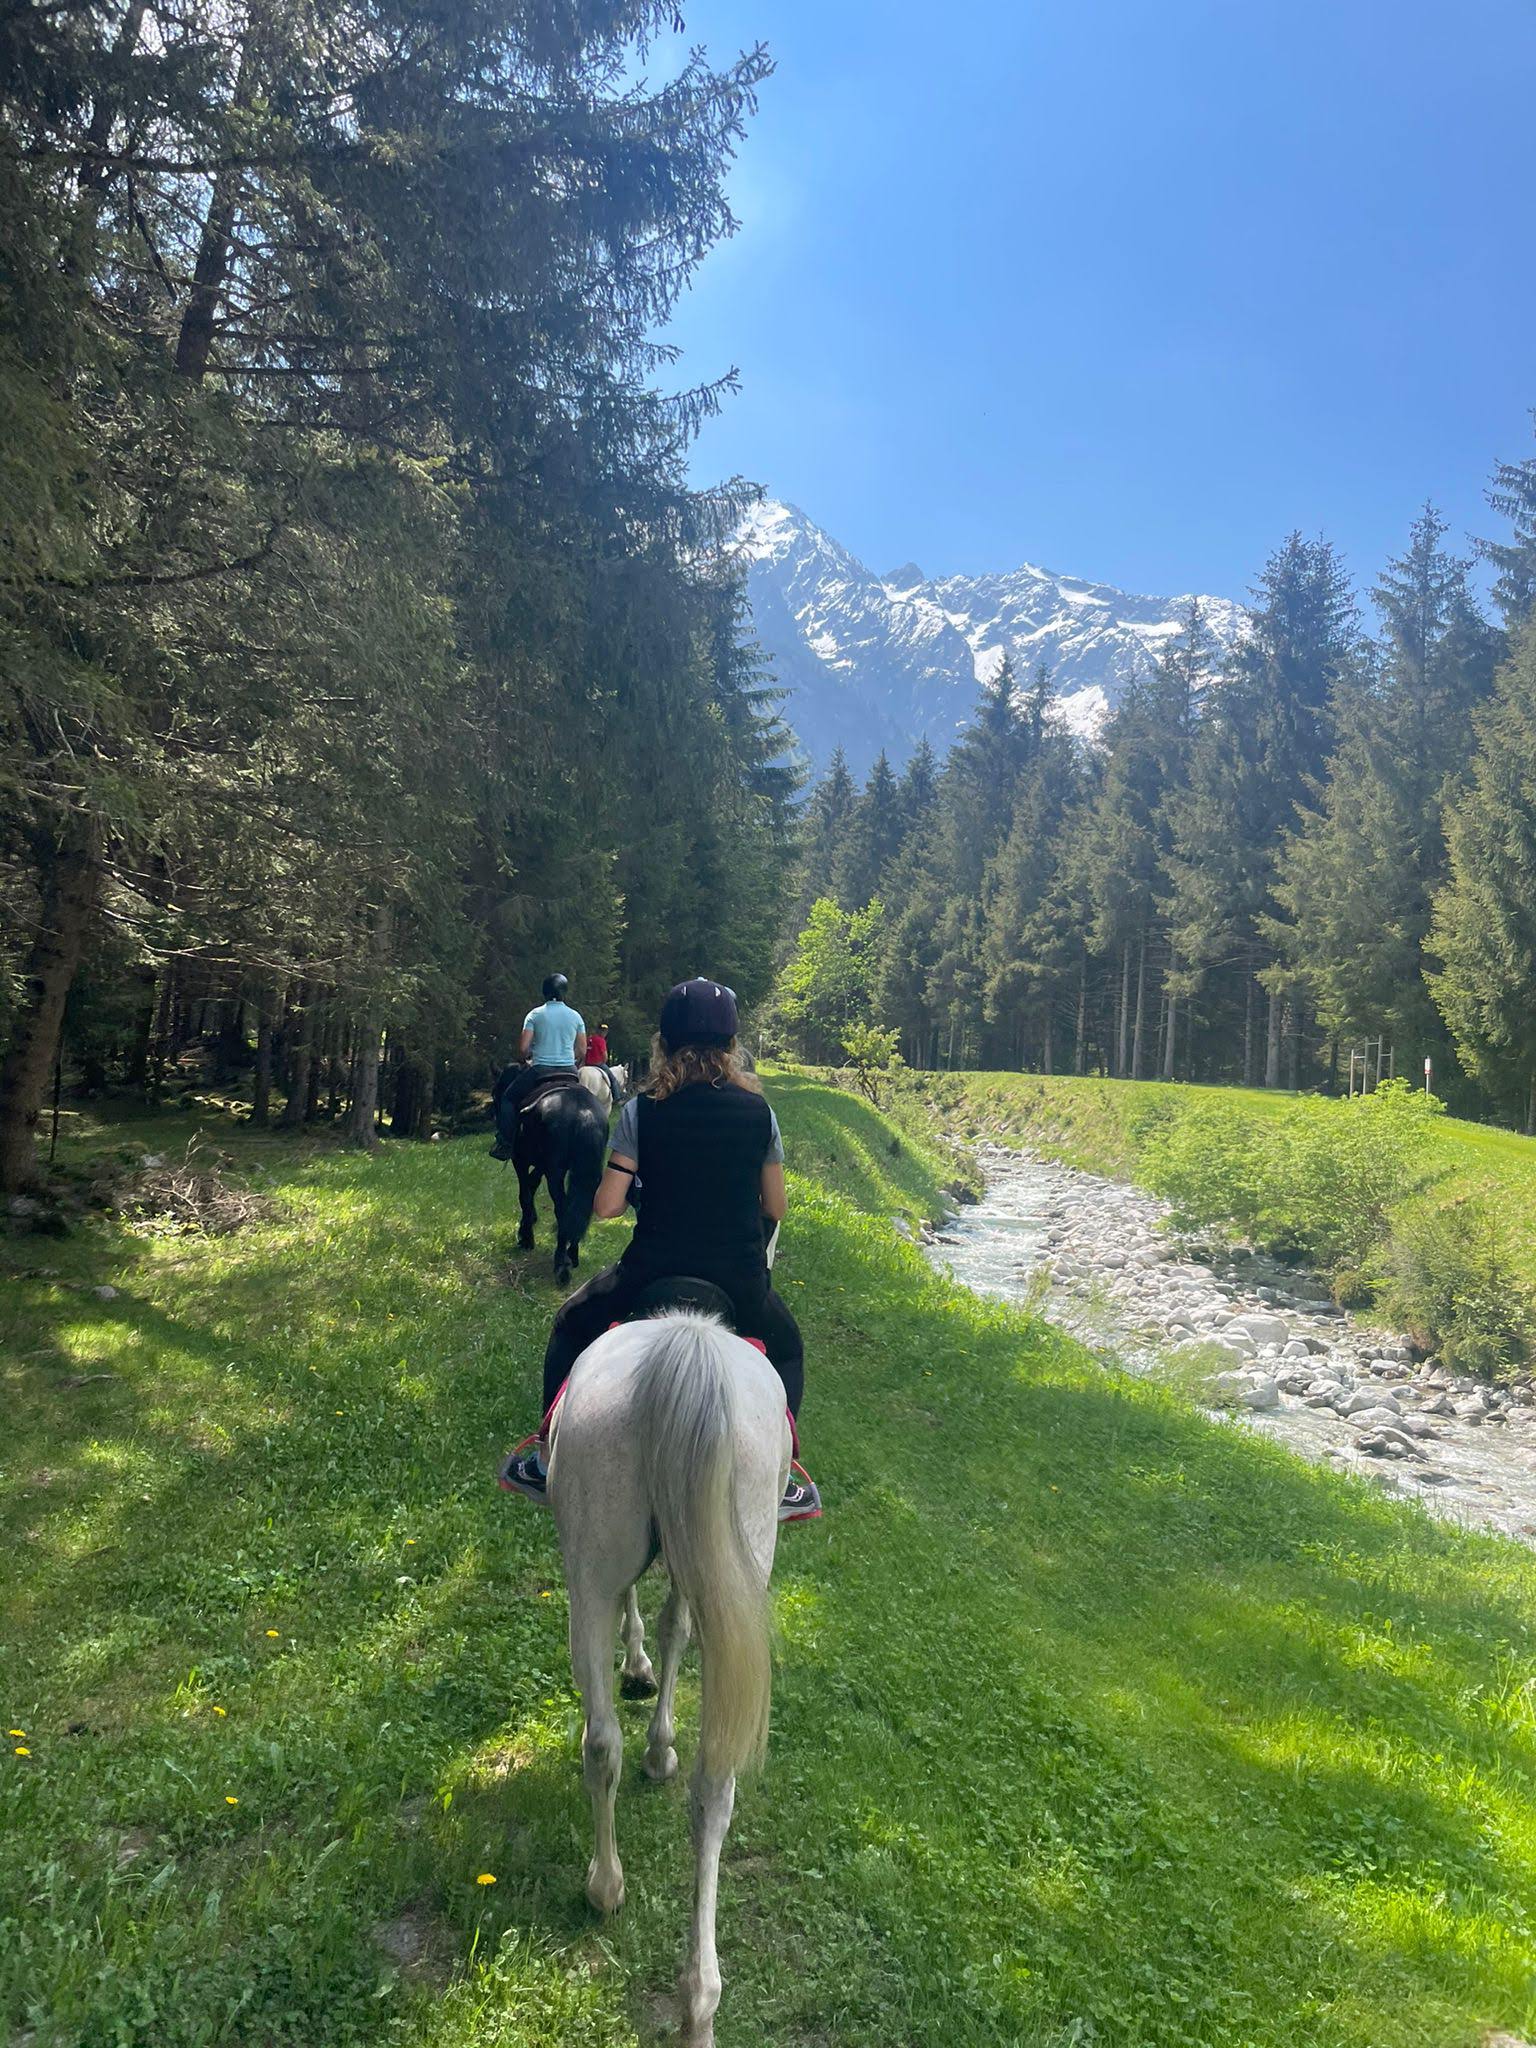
[3,1077,1536,2046]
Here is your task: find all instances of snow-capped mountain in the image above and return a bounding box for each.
[736,499,1245,774]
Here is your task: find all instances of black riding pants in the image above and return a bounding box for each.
[542,1259,805,1418]
[495,1065,575,1146]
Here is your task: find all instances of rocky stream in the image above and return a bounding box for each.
[925,1144,1536,1548]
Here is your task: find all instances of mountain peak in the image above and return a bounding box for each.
[738,501,1243,773]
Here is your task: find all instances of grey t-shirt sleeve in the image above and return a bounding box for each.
[611,1097,640,1162]
[766,1107,784,1165]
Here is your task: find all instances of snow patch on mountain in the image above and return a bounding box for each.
[736,499,1244,773]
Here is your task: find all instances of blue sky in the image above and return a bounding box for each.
[654,0,1536,605]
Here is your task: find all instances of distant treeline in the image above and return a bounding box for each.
[775,470,1536,1129]
[0,1,796,1191]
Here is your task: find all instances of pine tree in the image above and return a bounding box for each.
[1276,507,1496,1058]
[838,751,905,907]
[1165,535,1358,1086]
[1428,622,1536,1127]
[1482,417,1536,633]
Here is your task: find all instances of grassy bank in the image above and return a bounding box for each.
[4,1081,1536,2046]
[909,1072,1536,1374]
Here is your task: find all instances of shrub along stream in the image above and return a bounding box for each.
[913,1073,1536,1380]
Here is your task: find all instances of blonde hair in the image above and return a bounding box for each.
[644,1035,763,1102]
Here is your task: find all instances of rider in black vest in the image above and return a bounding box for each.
[499,977,819,1523]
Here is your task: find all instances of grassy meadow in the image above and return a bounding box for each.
[2,1075,1536,2045]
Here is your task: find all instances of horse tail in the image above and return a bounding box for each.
[634,1314,771,1779]
[558,1101,606,1252]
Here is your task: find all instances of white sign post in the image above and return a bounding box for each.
[1424,1055,1432,1096]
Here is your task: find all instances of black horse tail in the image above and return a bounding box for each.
[559,1109,606,1259]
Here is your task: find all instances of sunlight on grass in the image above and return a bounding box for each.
[3,1094,1536,2047]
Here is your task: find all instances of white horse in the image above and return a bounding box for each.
[547,1308,788,2047]
[578,1062,628,1115]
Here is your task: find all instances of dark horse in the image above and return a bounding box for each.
[512,1083,608,1284]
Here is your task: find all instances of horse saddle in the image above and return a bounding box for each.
[519,1067,585,1113]
[540,1278,770,1453]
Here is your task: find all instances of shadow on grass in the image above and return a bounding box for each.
[2,1120,1534,2047]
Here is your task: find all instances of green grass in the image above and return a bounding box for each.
[3,1083,1536,2046]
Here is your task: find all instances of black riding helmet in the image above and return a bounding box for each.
[658,977,738,1050]
[542,972,569,1001]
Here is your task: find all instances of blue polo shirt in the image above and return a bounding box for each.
[523,1000,585,1066]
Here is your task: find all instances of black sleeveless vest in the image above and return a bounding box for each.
[623,1081,773,1287]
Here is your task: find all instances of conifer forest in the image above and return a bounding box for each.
[776,483,1536,1132]
[7,0,1536,1191]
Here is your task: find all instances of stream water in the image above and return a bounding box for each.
[926,1145,1536,1548]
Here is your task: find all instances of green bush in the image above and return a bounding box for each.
[1138,1081,1443,1270]
[1383,1194,1536,1380]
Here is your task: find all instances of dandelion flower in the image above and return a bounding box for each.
[6,1729,23,1738]
[265,1630,280,1638]
[13,1746,30,1757]
[476,1873,496,1886]
[225,1795,239,1805]
[212,1706,227,1717]
[404,1538,416,1546]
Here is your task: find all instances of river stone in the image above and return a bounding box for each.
[1238,1377,1281,1410]
[1227,1313,1290,1347]
[1350,1405,1406,1430]
[1305,1377,1345,1399]
[1344,1387,1400,1416]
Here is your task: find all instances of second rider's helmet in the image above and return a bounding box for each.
[542,972,569,1001]
[658,977,739,1051]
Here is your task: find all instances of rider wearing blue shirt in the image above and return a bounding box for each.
[523,996,585,1067]
[490,973,587,1159]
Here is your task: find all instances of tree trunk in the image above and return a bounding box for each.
[126,967,156,1092]
[1073,958,1087,1076]
[1527,1073,1534,1138]
[1264,987,1283,1089]
[1116,942,1131,1077]
[1043,1002,1054,1076]
[1130,930,1148,1079]
[346,1021,382,1147]
[0,826,100,1192]
[252,998,273,1127]
[277,989,311,1128]
[1285,1001,1300,1092]
[174,38,257,380]
[1243,971,1257,1088]
[1161,948,1178,1082]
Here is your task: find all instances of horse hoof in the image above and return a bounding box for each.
[643,1746,678,1784]
[554,1263,572,1287]
[586,1866,625,1915]
[620,1670,659,1701]
[517,1232,535,1251]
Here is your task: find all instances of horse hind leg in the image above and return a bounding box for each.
[570,1582,626,1913]
[681,1765,736,2046]
[516,1160,540,1250]
[619,1584,658,1700]
[642,1587,691,1782]
[550,1165,573,1283]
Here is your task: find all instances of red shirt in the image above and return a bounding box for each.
[586,1031,608,1065]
